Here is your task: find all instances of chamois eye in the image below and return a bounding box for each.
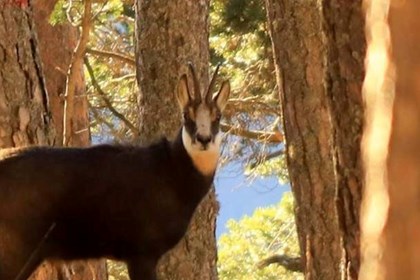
[183,112,189,120]
[215,113,221,122]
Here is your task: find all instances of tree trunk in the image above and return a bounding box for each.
[0,2,106,279]
[384,2,420,278]
[0,1,52,148]
[265,0,365,279]
[360,1,420,279]
[33,0,90,147]
[135,0,218,279]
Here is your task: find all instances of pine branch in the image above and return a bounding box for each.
[220,123,283,143]
[86,48,136,66]
[84,57,139,137]
[257,254,303,273]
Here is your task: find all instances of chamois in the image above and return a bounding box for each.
[0,64,230,280]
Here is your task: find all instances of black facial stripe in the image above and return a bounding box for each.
[211,107,221,138]
[210,120,220,141]
[183,117,197,143]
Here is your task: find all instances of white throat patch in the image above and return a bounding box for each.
[182,127,221,176]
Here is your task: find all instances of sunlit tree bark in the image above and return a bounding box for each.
[265,0,365,278]
[0,2,52,148]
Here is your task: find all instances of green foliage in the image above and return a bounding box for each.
[49,0,67,26]
[218,0,266,35]
[218,192,302,280]
[50,0,125,25]
[210,0,273,93]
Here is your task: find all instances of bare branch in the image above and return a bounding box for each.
[63,0,92,146]
[84,58,139,137]
[257,254,303,273]
[249,150,284,169]
[220,123,283,143]
[86,48,136,66]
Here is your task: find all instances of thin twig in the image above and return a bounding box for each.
[84,57,139,136]
[63,0,92,146]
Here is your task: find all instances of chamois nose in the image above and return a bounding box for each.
[196,134,212,147]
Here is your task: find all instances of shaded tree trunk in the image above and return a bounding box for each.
[384,2,420,278]
[360,1,420,279]
[265,0,365,279]
[0,1,106,279]
[135,0,218,279]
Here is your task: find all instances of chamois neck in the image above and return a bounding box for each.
[175,127,220,176]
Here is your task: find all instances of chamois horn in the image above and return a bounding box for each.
[188,62,202,102]
[206,63,221,104]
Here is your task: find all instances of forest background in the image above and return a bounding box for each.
[1,0,419,279]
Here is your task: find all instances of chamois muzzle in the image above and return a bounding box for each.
[196,134,212,150]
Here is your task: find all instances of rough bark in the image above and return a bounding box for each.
[135,0,218,279]
[33,0,90,147]
[0,1,105,279]
[32,0,75,146]
[383,1,420,279]
[265,0,365,279]
[0,1,52,148]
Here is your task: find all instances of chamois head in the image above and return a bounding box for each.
[176,63,230,175]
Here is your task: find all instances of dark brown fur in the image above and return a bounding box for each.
[0,130,213,280]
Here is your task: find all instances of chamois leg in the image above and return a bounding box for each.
[127,257,158,280]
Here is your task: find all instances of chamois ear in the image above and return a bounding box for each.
[176,74,190,109]
[214,80,230,111]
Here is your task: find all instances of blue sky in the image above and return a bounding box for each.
[215,162,290,239]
